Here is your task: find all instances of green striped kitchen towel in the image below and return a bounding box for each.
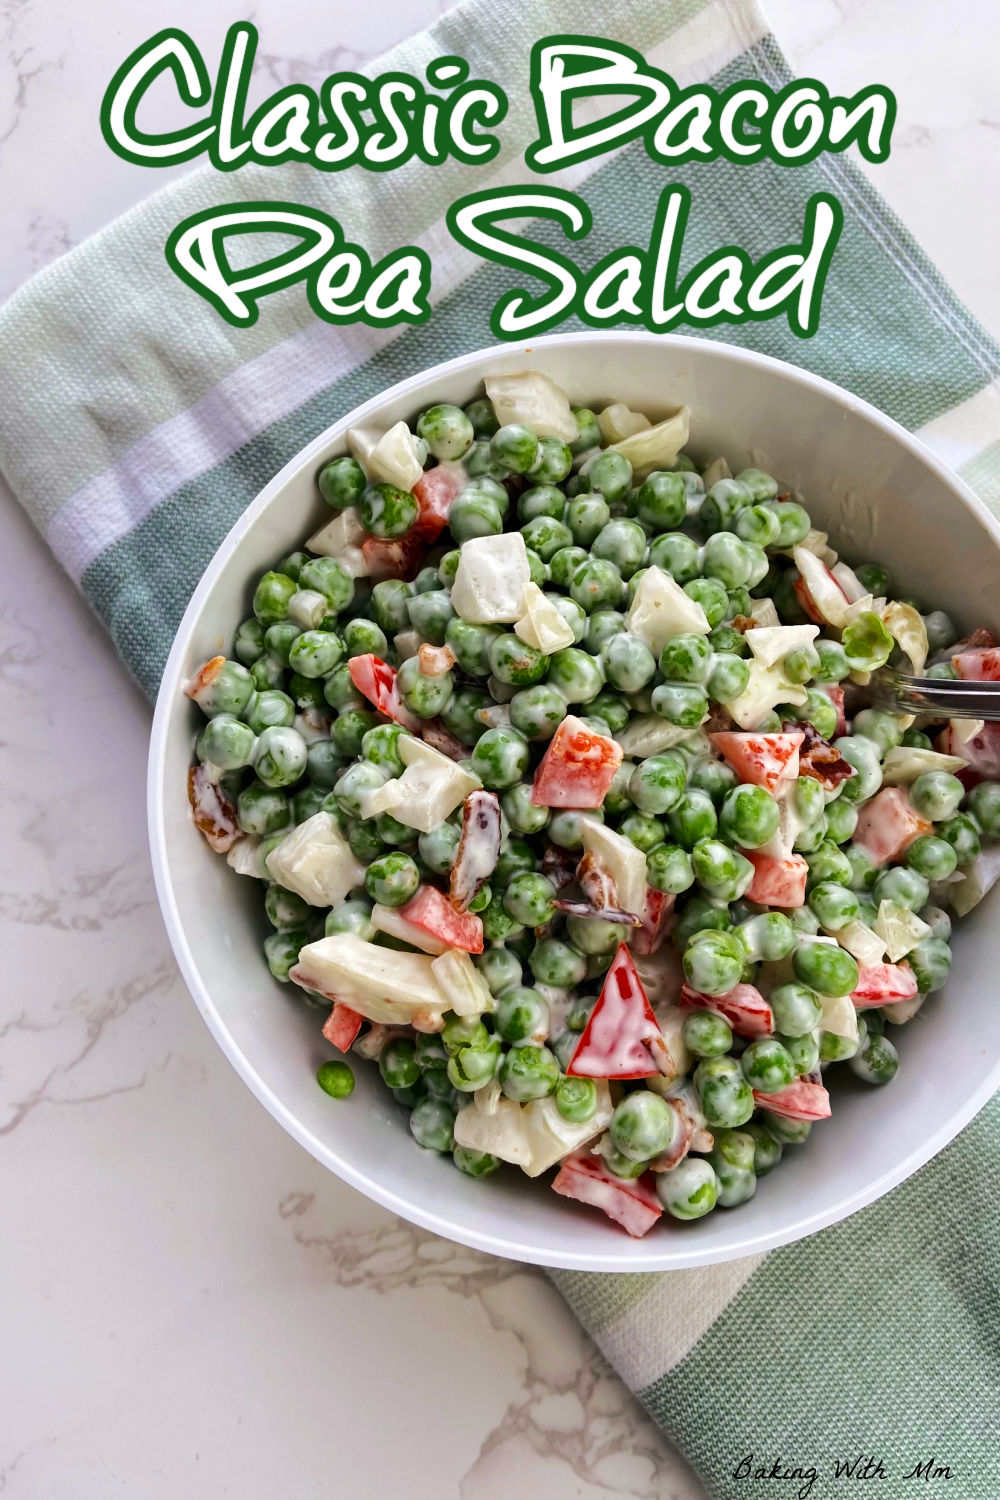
[1,0,998,1494]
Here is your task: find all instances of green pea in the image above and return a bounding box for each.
[610,1091,678,1162]
[850,1032,900,1086]
[842,611,894,672]
[699,478,752,533]
[370,578,413,635]
[701,531,754,589]
[567,406,600,454]
[415,403,473,461]
[582,611,624,657]
[589,691,630,737]
[740,1037,796,1093]
[627,754,685,817]
[937,813,982,865]
[550,596,587,644]
[317,1060,356,1098]
[651,682,709,727]
[469,726,530,789]
[535,437,574,484]
[332,708,379,757]
[691,839,754,901]
[359,482,418,539]
[682,1008,733,1057]
[554,1075,598,1124]
[264,928,307,982]
[450,491,505,543]
[503,872,557,927]
[379,1038,421,1091]
[634,471,686,530]
[529,937,587,988]
[570,558,624,613]
[263,884,310,931]
[493,987,549,1045]
[907,935,952,993]
[598,634,654,695]
[872,865,929,912]
[318,455,366,509]
[396,656,453,720]
[579,448,632,505]
[905,834,958,882]
[708,1146,756,1209]
[708,653,751,702]
[196,714,256,772]
[253,571,297,626]
[770,982,823,1037]
[672,896,731,949]
[263,620,300,668]
[298,556,355,613]
[793,936,858,997]
[688,759,740,805]
[670,790,718,849]
[806,841,854,888]
[487,633,548,688]
[737,912,797,963]
[544,647,602,705]
[447,1036,502,1092]
[656,1157,719,1219]
[545,547,587,592]
[234,618,266,666]
[498,1044,560,1102]
[694,1056,754,1128]
[648,531,702,583]
[409,1098,456,1152]
[516,484,565,524]
[782,645,820,686]
[824,797,858,845]
[819,1029,860,1063]
[365,852,420,907]
[736,503,781,547]
[324,898,376,941]
[658,633,712,685]
[720,784,780,849]
[683,929,744,996]
[964,781,1000,840]
[375,810,416,848]
[590,519,647,579]
[684,577,729,628]
[237,781,290,837]
[285,630,340,680]
[765,500,812,548]
[253,726,307,788]
[490,423,541,474]
[744,1120,782,1175]
[808,880,860,931]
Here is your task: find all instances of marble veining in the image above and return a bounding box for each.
[0,2,998,1495]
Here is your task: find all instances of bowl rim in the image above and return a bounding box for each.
[148,329,1000,1271]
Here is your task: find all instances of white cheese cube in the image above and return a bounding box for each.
[836,920,887,969]
[615,716,697,758]
[881,746,967,785]
[431,949,494,1017]
[723,659,808,730]
[226,836,263,878]
[265,812,366,908]
[483,370,577,442]
[609,406,690,475]
[291,932,450,1027]
[450,533,531,624]
[598,403,651,444]
[371,904,450,955]
[362,736,480,834]
[744,623,819,669]
[348,421,423,491]
[307,507,370,577]
[579,816,647,916]
[626,565,709,654]
[949,845,1000,916]
[874,901,931,962]
[513,583,576,653]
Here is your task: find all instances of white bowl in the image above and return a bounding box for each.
[149,332,1000,1271]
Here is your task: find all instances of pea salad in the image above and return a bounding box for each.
[185,369,1000,1238]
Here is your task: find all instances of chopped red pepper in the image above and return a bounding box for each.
[709,731,803,793]
[347,654,421,731]
[566,945,662,1079]
[531,715,623,808]
[754,1078,831,1121]
[853,787,931,868]
[411,463,466,542]
[398,885,484,953]
[552,1151,662,1238]
[361,532,423,582]
[322,1001,363,1052]
[745,850,808,908]
[678,981,774,1039]
[953,646,1000,681]
[851,961,918,1009]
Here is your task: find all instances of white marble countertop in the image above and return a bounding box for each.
[0,3,997,1495]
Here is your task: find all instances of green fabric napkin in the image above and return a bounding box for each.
[2,1,999,1494]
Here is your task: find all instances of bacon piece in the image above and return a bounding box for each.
[853,787,931,868]
[399,885,484,953]
[449,789,501,913]
[347,653,421,731]
[420,719,466,761]
[322,1001,364,1052]
[551,1151,662,1238]
[184,655,225,700]
[851,961,918,1009]
[819,684,847,737]
[566,946,662,1080]
[754,1079,831,1121]
[949,626,997,656]
[411,463,466,543]
[418,643,456,677]
[541,843,578,891]
[361,532,423,582]
[678,981,774,1039]
[709,731,804,794]
[187,764,241,853]
[631,889,675,957]
[745,850,808,908]
[649,1098,695,1172]
[577,849,618,910]
[792,721,856,791]
[531,715,623,809]
[552,898,642,926]
[938,722,1000,780]
[952,647,1000,681]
